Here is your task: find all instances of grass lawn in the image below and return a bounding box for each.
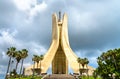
[9,76,42,79]
[81,76,102,79]
[9,76,102,79]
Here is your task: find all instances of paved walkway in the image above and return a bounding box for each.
[43,74,76,79]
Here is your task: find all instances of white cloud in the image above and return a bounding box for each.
[0,29,17,45]
[13,0,47,21]
[2,51,7,59]
[0,65,5,74]
[88,57,98,67]
[13,0,36,11]
[29,42,47,55]
[23,62,32,68]
[29,1,47,17]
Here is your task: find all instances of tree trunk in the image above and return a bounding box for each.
[20,59,24,75]
[37,63,38,68]
[82,64,84,69]
[5,57,11,79]
[15,62,18,72]
[33,62,35,76]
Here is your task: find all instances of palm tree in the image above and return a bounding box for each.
[5,47,16,79]
[77,57,81,70]
[32,55,44,75]
[32,55,36,76]
[19,49,28,75]
[39,55,44,74]
[81,58,89,69]
[77,57,83,75]
[32,55,40,75]
[15,51,22,72]
[77,57,89,76]
[84,58,89,77]
[81,59,85,69]
[34,55,40,68]
[84,58,89,68]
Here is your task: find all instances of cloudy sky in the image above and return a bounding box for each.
[0,0,120,74]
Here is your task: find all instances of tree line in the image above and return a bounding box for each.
[5,46,120,79]
[94,48,120,79]
[5,47,28,79]
[5,47,44,78]
[77,57,89,78]
[32,54,44,75]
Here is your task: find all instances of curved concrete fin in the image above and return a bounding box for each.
[62,13,70,46]
[52,13,58,40]
[40,13,60,73]
[61,13,79,73]
[25,13,60,74]
[61,14,95,73]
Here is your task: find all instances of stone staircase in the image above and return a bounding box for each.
[43,74,76,79]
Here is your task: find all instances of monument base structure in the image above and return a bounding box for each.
[24,12,95,76]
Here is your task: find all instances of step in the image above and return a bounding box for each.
[43,74,76,79]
